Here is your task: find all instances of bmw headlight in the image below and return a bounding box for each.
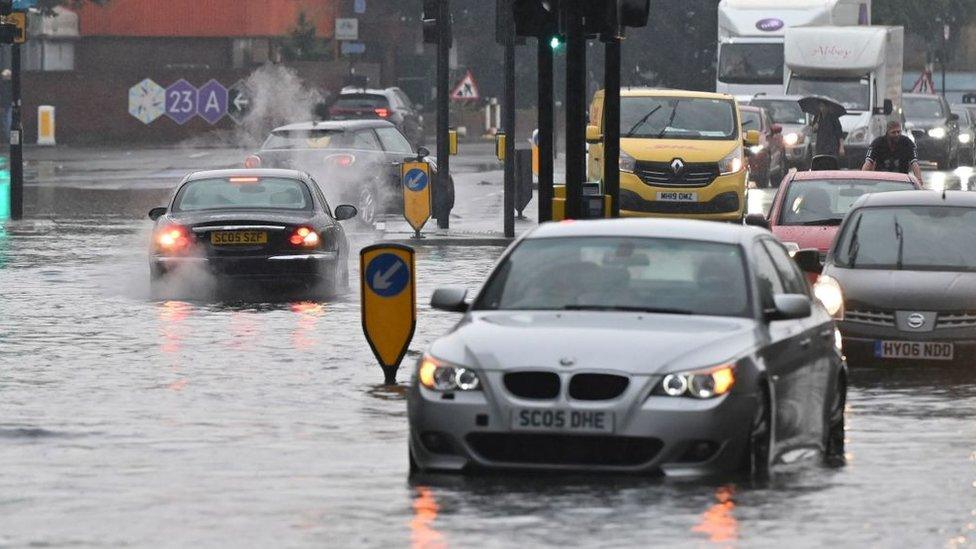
[813,275,844,319]
[418,354,481,392]
[655,363,736,399]
[620,150,637,173]
[847,126,869,144]
[718,148,744,175]
[928,127,947,139]
[960,133,972,144]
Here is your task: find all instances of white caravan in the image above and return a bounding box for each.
[717,0,870,97]
[784,26,904,166]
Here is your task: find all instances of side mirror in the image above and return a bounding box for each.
[744,213,771,230]
[415,103,424,111]
[334,204,358,221]
[771,124,783,134]
[431,287,469,313]
[313,101,331,120]
[874,99,894,116]
[744,129,761,147]
[768,294,812,321]
[585,125,602,144]
[417,146,431,158]
[148,207,167,221]
[793,248,823,275]
[950,113,960,122]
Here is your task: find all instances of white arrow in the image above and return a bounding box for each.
[406,171,425,189]
[372,261,403,291]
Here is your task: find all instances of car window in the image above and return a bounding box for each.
[395,89,414,108]
[305,176,332,214]
[174,177,312,212]
[904,97,946,119]
[474,236,752,318]
[621,97,737,140]
[752,99,806,125]
[351,129,382,150]
[752,243,785,312]
[263,129,379,151]
[762,240,808,295]
[779,179,916,225]
[376,126,414,154]
[741,110,762,131]
[332,94,390,110]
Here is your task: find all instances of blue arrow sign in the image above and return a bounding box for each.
[365,253,410,298]
[13,0,38,10]
[403,168,429,192]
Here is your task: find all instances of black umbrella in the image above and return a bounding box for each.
[798,95,848,118]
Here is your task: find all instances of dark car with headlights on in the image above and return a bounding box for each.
[800,191,976,366]
[903,93,960,169]
[408,219,846,476]
[148,169,357,294]
[245,120,453,227]
[747,95,813,170]
[951,104,976,166]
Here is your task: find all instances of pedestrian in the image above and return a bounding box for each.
[0,69,11,145]
[812,103,844,159]
[862,120,923,182]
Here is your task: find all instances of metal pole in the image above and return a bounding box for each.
[435,0,450,229]
[604,38,621,218]
[537,38,554,223]
[503,12,516,238]
[564,0,585,219]
[10,42,22,221]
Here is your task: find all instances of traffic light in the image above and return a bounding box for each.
[511,0,559,38]
[549,35,564,50]
[584,0,650,40]
[422,0,451,45]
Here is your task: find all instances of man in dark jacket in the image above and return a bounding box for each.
[813,103,845,159]
[862,120,923,183]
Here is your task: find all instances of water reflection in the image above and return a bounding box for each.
[0,222,7,267]
[692,485,739,545]
[158,300,193,355]
[290,301,325,350]
[411,486,447,549]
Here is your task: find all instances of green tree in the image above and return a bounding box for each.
[280,10,331,62]
[874,0,976,64]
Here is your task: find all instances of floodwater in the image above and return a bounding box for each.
[2,180,976,547]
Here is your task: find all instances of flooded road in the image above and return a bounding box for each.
[3,170,976,547]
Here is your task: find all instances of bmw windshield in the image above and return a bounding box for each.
[621,97,738,140]
[835,206,976,271]
[474,236,752,318]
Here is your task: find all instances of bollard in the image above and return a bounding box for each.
[0,157,9,220]
[514,148,533,218]
[37,106,55,146]
[495,132,506,161]
[449,128,459,156]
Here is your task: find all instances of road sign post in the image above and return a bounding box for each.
[9,41,20,220]
[538,36,554,222]
[227,80,252,125]
[361,244,417,385]
[604,38,621,218]
[402,159,432,238]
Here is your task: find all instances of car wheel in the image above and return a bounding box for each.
[823,374,847,467]
[358,186,377,227]
[739,383,772,478]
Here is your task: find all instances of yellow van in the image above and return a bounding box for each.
[587,89,758,222]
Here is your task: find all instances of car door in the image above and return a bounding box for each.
[762,238,833,449]
[751,239,813,453]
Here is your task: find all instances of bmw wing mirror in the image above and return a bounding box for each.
[769,294,812,321]
[793,248,823,275]
[950,113,960,122]
[148,207,167,221]
[334,204,358,221]
[431,287,469,313]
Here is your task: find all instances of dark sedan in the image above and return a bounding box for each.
[903,93,960,169]
[410,219,846,476]
[798,191,976,366]
[148,169,357,295]
[246,120,453,227]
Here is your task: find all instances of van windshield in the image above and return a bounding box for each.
[620,97,737,140]
[786,76,870,111]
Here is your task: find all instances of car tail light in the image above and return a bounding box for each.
[244,155,262,169]
[289,227,320,248]
[374,108,390,118]
[156,225,191,253]
[325,153,356,168]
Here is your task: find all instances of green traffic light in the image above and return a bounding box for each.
[550,36,562,50]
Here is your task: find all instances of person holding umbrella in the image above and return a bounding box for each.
[799,96,846,167]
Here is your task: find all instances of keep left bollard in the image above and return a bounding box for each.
[361,244,416,385]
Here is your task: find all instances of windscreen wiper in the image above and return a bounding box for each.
[563,305,694,315]
[656,102,680,139]
[624,106,661,137]
[847,213,864,267]
[894,218,905,270]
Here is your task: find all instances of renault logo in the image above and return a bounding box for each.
[907,313,926,329]
[670,158,685,173]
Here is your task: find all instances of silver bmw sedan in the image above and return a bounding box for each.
[408,219,846,477]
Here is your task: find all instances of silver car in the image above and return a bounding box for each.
[748,95,813,170]
[408,219,846,476]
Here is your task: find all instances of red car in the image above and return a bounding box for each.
[740,105,787,189]
[755,170,921,259]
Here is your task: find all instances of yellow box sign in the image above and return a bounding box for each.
[7,13,25,44]
[361,244,416,384]
[495,133,506,161]
[402,160,432,235]
[449,129,459,156]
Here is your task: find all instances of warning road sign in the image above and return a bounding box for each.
[361,244,416,384]
[451,70,480,101]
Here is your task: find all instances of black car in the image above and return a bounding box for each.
[148,169,357,295]
[951,104,976,166]
[247,120,453,227]
[330,86,425,147]
[797,190,976,366]
[903,93,960,169]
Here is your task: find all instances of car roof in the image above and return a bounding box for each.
[270,119,396,132]
[853,190,976,209]
[184,168,308,182]
[528,218,766,245]
[790,170,914,182]
[339,87,390,95]
[748,95,804,102]
[598,88,734,101]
